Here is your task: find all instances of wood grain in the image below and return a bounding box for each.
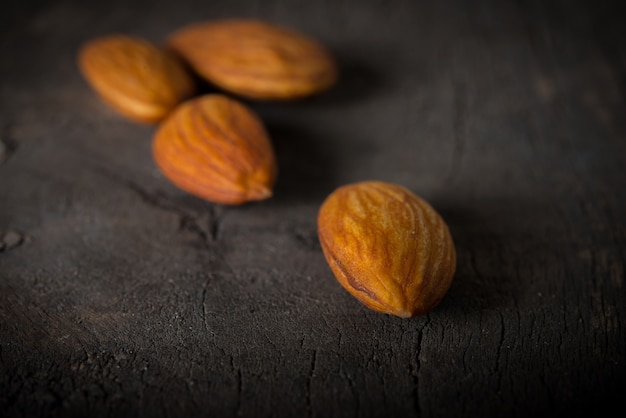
[1,0,625,417]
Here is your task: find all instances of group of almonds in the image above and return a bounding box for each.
[78,19,456,318]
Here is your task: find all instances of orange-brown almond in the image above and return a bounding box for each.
[167,19,337,100]
[317,181,456,318]
[152,94,277,205]
[78,35,195,123]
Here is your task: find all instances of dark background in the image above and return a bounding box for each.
[1,0,625,417]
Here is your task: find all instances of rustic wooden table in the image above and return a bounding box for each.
[1,0,624,417]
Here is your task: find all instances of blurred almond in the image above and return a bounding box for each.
[78,35,195,123]
[152,94,277,205]
[168,19,337,100]
[317,181,456,318]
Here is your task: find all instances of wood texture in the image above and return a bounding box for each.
[1,0,625,417]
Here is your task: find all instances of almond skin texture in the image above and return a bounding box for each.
[78,35,195,123]
[317,181,456,318]
[167,19,337,100]
[152,94,277,205]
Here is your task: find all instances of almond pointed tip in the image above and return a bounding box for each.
[247,184,273,201]
[393,309,415,319]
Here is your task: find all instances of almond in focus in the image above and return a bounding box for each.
[167,19,337,100]
[152,94,277,205]
[78,35,195,123]
[317,181,456,318]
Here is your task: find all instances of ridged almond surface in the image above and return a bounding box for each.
[78,35,195,123]
[317,181,456,318]
[152,94,277,205]
[167,19,337,100]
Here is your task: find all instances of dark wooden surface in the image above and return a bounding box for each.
[1,0,625,417]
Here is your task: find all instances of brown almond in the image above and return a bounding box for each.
[152,94,277,205]
[78,35,195,123]
[317,181,456,318]
[167,19,337,100]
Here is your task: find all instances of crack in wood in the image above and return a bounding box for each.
[207,204,224,242]
[343,366,359,417]
[235,365,243,417]
[496,311,506,394]
[294,228,321,252]
[93,165,189,215]
[178,215,209,244]
[306,349,317,418]
[92,164,225,247]
[201,278,209,336]
[413,315,430,417]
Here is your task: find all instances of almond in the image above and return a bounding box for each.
[78,35,195,123]
[167,19,337,100]
[317,181,456,318]
[152,94,277,205]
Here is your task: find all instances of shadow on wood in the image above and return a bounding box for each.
[434,200,538,314]
[302,47,389,108]
[266,122,339,205]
